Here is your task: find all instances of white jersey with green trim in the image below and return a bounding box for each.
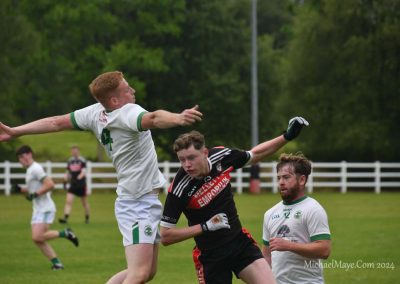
[263,196,331,284]
[26,162,56,213]
[71,103,166,199]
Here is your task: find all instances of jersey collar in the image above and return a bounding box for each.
[282,195,308,205]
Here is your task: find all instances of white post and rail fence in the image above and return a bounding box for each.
[1,161,400,196]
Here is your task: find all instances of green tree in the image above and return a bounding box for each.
[134,0,293,158]
[279,0,400,161]
[0,0,40,159]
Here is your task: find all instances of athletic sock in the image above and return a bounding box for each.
[51,258,64,270]
[59,229,66,238]
[64,214,69,220]
[51,257,62,265]
[85,215,89,224]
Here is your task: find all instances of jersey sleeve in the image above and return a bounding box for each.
[160,192,184,228]
[221,148,252,170]
[119,104,148,132]
[70,103,99,131]
[33,164,47,182]
[307,204,331,241]
[81,158,87,169]
[262,210,272,246]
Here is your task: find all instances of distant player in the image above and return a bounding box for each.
[160,117,308,284]
[0,71,202,283]
[14,145,79,270]
[262,153,331,283]
[59,145,90,224]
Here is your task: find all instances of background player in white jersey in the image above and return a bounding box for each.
[262,153,331,284]
[59,145,90,224]
[160,117,308,284]
[14,145,79,270]
[0,71,203,283]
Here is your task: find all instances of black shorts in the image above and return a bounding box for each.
[192,228,264,284]
[68,180,87,197]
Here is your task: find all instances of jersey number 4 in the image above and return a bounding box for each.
[101,128,113,151]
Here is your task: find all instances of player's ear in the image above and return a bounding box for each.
[299,175,307,186]
[109,96,119,106]
[203,147,208,157]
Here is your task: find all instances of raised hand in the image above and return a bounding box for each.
[283,117,309,141]
[0,122,16,142]
[178,105,203,126]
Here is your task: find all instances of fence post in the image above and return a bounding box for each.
[45,161,52,176]
[272,161,278,194]
[86,161,92,195]
[4,161,11,196]
[162,161,170,194]
[307,172,313,194]
[374,161,381,194]
[341,161,347,194]
[236,168,243,194]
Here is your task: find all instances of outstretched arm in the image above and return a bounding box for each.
[140,105,202,130]
[249,116,309,164]
[160,213,230,246]
[250,135,287,164]
[0,114,73,141]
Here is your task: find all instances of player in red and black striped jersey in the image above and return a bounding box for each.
[162,147,250,250]
[160,117,309,284]
[59,146,90,224]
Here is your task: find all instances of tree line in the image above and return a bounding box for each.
[1,0,399,161]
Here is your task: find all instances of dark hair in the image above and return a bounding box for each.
[16,145,33,156]
[173,131,205,153]
[277,153,312,178]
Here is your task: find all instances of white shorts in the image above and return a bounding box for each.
[31,211,55,224]
[115,192,162,247]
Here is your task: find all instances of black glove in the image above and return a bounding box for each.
[26,193,38,201]
[11,184,21,193]
[283,117,309,141]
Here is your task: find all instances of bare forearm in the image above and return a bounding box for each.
[37,178,55,195]
[286,241,331,259]
[160,224,203,246]
[150,110,181,129]
[250,135,287,164]
[78,169,86,179]
[12,115,72,137]
[141,105,202,130]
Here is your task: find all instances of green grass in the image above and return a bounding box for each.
[0,192,399,283]
[17,131,103,161]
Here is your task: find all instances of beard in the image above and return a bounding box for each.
[279,186,300,203]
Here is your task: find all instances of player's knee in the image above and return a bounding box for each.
[125,270,152,284]
[32,235,45,243]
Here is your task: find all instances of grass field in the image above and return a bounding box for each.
[0,191,399,283]
[18,131,101,161]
